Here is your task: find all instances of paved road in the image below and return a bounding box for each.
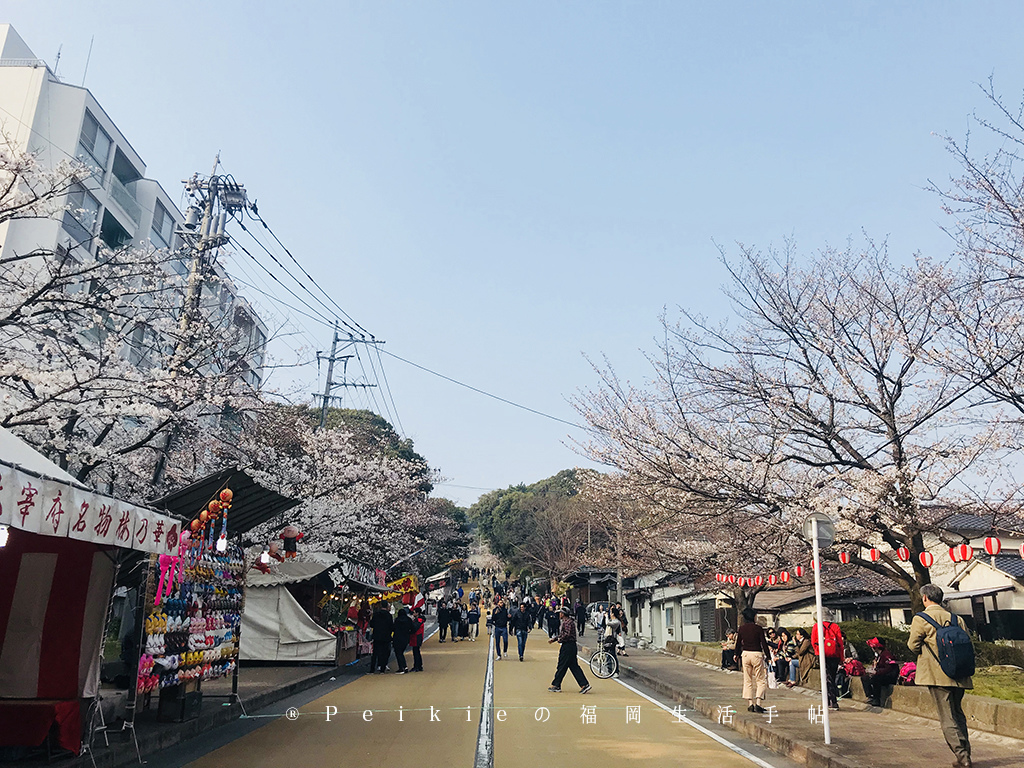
[181,622,796,768]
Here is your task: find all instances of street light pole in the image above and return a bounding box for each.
[811,517,831,744]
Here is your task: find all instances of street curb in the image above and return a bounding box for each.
[76,661,367,768]
[579,645,861,768]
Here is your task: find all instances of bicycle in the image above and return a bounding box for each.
[589,636,619,679]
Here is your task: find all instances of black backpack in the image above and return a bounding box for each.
[916,612,975,680]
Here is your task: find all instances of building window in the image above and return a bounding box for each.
[78,110,112,177]
[681,604,701,625]
[150,202,174,249]
[68,184,100,231]
[665,606,674,628]
[62,183,101,245]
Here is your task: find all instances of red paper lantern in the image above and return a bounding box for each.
[794,565,804,577]
[838,552,851,565]
[754,575,764,587]
[727,574,736,584]
[949,546,961,563]
[956,543,973,562]
[779,571,790,584]
[869,548,880,562]
[1019,543,1024,559]
[984,537,1001,556]
[897,547,911,562]
[919,551,934,568]
[768,574,777,586]
[812,559,821,571]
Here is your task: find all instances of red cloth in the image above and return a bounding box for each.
[0,699,81,754]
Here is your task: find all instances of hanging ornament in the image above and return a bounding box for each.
[768,574,777,586]
[812,559,820,571]
[779,571,791,584]
[869,548,881,562]
[190,519,201,532]
[984,537,1001,556]
[838,552,851,565]
[956,543,973,562]
[754,575,764,587]
[794,565,805,578]
[897,547,911,562]
[727,574,736,584]
[208,500,223,515]
[949,546,961,563]
[1019,543,1024,559]
[199,510,209,524]
[919,551,935,568]
[219,488,234,506]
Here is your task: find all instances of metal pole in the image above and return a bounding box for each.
[811,517,831,744]
[319,323,339,430]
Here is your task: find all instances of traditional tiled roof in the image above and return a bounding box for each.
[991,554,1024,579]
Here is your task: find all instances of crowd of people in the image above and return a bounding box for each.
[721,587,975,767]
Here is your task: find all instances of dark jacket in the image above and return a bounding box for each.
[491,606,509,629]
[393,611,415,645]
[437,605,449,624]
[510,608,532,633]
[734,621,770,655]
[370,608,393,643]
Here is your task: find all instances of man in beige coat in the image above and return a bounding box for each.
[907,584,973,768]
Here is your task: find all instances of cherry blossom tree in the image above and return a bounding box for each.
[0,137,272,500]
[240,404,467,572]
[575,244,1015,610]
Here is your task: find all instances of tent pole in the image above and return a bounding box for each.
[83,550,120,766]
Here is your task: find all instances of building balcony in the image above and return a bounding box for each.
[107,174,142,226]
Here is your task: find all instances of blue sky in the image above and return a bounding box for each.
[8,2,1024,505]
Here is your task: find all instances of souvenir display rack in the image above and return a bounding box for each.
[138,545,245,698]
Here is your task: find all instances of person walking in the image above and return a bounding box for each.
[811,609,845,710]
[437,600,449,643]
[511,599,533,661]
[534,596,545,629]
[492,598,510,659]
[467,602,481,641]
[735,608,770,713]
[392,607,415,674]
[449,601,462,642]
[574,599,587,636]
[370,603,394,673]
[546,600,561,639]
[908,584,974,768]
[547,606,591,693]
[410,607,426,671]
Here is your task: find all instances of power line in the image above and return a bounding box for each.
[246,206,372,337]
[379,349,586,431]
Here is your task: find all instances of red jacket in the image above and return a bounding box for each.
[409,616,425,648]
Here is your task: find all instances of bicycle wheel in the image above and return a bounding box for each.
[589,650,616,679]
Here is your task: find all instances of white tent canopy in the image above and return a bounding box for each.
[240,556,336,663]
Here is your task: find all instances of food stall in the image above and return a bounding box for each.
[0,427,179,758]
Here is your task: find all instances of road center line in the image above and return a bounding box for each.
[473,628,496,768]
[576,654,780,768]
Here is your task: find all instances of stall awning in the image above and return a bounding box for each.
[149,467,299,535]
[247,556,337,588]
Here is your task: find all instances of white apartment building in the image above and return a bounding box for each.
[0,24,267,390]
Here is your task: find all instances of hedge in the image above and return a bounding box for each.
[780,620,1024,669]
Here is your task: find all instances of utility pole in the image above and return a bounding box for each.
[153,157,246,485]
[318,323,340,429]
[315,330,380,429]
